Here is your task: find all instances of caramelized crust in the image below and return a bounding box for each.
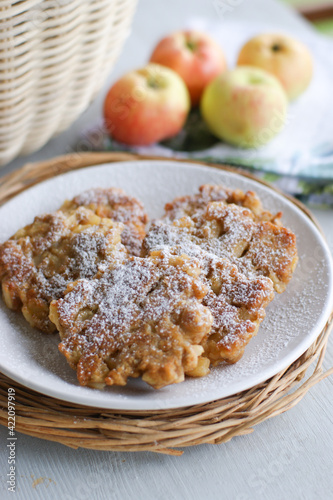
[203,261,274,364]
[149,247,274,366]
[49,252,213,389]
[165,184,282,224]
[0,207,126,333]
[61,188,148,256]
[143,199,298,293]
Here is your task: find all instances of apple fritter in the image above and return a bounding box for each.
[164,184,282,224]
[0,207,126,333]
[143,200,298,293]
[61,187,148,256]
[49,252,214,389]
[148,247,274,366]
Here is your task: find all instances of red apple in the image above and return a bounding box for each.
[150,30,227,106]
[104,63,190,146]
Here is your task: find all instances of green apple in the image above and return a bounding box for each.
[200,66,288,148]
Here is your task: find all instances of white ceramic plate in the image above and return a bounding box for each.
[0,161,332,410]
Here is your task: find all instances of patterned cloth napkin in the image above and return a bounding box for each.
[81,19,333,207]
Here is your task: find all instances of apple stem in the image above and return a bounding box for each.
[147,78,160,89]
[185,40,197,52]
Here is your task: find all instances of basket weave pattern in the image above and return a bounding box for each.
[0,153,332,455]
[0,0,137,166]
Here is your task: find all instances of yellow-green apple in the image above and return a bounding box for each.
[150,30,227,106]
[104,63,190,146]
[200,66,288,148]
[237,33,313,101]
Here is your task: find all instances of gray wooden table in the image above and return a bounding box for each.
[1,1,332,499]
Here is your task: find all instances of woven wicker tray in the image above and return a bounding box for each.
[0,152,332,456]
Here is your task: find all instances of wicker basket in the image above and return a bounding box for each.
[0,0,138,166]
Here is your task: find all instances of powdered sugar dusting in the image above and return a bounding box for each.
[0,207,127,332]
[52,253,212,388]
[64,187,148,256]
[144,196,297,292]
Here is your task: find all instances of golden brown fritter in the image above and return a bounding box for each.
[149,247,274,366]
[142,184,297,368]
[0,207,126,333]
[49,251,213,389]
[164,184,282,224]
[143,199,298,293]
[61,187,148,256]
[202,257,274,364]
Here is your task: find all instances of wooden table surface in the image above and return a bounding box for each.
[0,1,332,499]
